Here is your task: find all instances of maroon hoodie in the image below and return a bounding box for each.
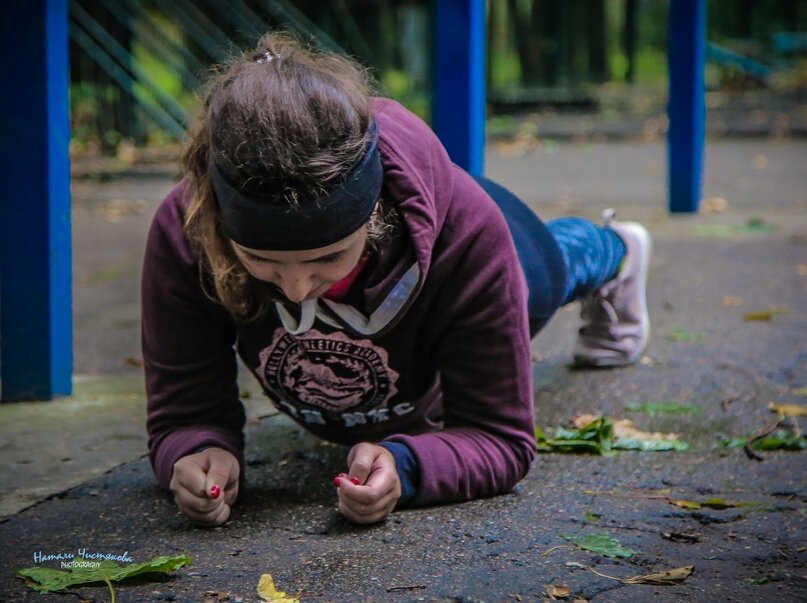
[142,98,536,506]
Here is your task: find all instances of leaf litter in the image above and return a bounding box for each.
[257,574,300,602]
[560,533,638,559]
[536,415,688,455]
[589,564,695,585]
[15,554,191,598]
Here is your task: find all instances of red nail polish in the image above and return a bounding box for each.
[333,476,342,487]
[349,476,361,486]
[209,484,221,499]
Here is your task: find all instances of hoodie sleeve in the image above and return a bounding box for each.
[141,188,246,491]
[385,174,536,506]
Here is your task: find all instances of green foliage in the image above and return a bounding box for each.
[16,554,191,594]
[536,417,615,455]
[719,431,807,451]
[666,329,705,343]
[536,417,688,454]
[561,533,638,558]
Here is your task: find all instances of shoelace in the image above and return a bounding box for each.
[580,288,620,339]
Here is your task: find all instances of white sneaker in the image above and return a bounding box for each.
[572,210,652,367]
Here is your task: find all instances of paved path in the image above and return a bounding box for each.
[1,140,805,602]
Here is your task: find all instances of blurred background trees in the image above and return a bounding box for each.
[67,0,807,155]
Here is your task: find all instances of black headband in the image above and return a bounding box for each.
[211,122,383,251]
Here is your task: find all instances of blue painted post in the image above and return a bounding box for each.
[432,0,486,176]
[667,0,706,213]
[0,0,73,400]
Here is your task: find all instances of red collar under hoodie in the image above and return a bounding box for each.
[142,98,536,506]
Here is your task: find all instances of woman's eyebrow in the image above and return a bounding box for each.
[242,249,345,263]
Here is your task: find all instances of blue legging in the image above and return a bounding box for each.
[474,177,626,336]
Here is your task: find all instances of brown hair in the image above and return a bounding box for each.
[182,32,393,321]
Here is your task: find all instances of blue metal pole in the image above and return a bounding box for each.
[0,0,72,400]
[667,0,706,213]
[432,0,486,176]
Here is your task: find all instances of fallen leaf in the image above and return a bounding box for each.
[748,576,771,585]
[668,498,703,510]
[537,415,688,454]
[721,295,743,306]
[621,565,695,585]
[572,414,689,451]
[701,196,728,214]
[625,401,701,417]
[693,219,774,237]
[257,574,299,603]
[798,264,807,276]
[768,402,807,417]
[743,308,785,321]
[560,533,637,558]
[588,564,695,585]
[565,561,588,569]
[547,585,571,599]
[536,417,614,456]
[752,154,768,169]
[794,386,807,396]
[720,430,807,452]
[668,498,737,510]
[666,329,704,342]
[16,554,192,594]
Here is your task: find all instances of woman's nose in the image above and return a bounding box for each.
[278,270,314,303]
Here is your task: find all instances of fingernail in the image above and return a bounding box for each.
[209,484,222,499]
[338,472,347,477]
[332,476,342,487]
[349,476,361,486]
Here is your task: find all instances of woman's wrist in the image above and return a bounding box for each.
[377,441,419,504]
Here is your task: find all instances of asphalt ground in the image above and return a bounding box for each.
[0,138,805,602]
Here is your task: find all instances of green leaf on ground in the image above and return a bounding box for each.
[15,554,192,593]
[668,497,749,511]
[719,431,807,451]
[693,218,775,237]
[537,417,688,454]
[561,533,638,558]
[614,438,689,452]
[626,401,701,417]
[536,418,615,456]
[748,576,771,585]
[667,329,705,342]
[584,512,601,523]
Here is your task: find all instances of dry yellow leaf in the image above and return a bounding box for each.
[743,309,781,321]
[798,264,807,276]
[668,498,703,510]
[257,574,299,603]
[752,154,768,169]
[721,295,743,307]
[547,585,571,599]
[768,402,807,417]
[589,564,695,585]
[701,196,728,214]
[621,565,695,585]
